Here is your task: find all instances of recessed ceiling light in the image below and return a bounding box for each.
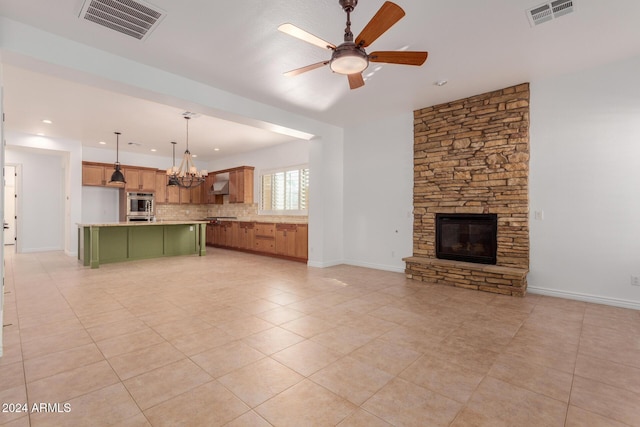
[214,148,220,152]
[150,148,157,152]
[42,119,52,124]
[434,80,448,87]
[99,141,107,145]
[191,154,197,158]
[36,132,45,136]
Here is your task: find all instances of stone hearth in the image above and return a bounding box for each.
[404,83,530,296]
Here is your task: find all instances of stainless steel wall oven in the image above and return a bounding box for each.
[126,192,155,221]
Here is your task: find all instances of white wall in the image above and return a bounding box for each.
[81,186,119,223]
[343,113,414,272]
[529,54,640,309]
[5,146,65,252]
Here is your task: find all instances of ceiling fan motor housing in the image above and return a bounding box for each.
[339,0,358,12]
[330,42,368,75]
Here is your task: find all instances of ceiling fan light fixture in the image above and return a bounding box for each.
[330,44,368,75]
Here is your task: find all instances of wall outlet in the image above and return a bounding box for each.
[631,276,640,286]
[534,210,544,220]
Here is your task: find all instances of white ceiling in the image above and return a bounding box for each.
[2,0,640,160]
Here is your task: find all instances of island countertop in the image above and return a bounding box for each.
[77,220,209,227]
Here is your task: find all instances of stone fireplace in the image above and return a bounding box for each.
[404,83,530,296]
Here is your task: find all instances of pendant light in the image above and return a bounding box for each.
[166,141,180,186]
[109,131,126,183]
[166,116,207,188]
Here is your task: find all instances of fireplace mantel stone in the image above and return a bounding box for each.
[403,256,528,297]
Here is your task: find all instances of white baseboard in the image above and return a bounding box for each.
[307,259,344,268]
[527,286,640,311]
[343,259,406,274]
[20,246,64,253]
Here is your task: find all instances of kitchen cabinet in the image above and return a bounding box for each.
[179,187,191,204]
[155,171,167,203]
[228,166,254,204]
[124,168,156,192]
[237,222,255,250]
[217,221,235,247]
[206,224,215,245]
[190,184,205,205]
[209,221,307,261]
[254,222,276,254]
[275,224,308,259]
[82,162,125,188]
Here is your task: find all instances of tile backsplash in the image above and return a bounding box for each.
[156,202,307,224]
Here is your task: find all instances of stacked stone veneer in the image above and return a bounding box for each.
[404,83,530,296]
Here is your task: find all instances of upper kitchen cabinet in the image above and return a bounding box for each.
[82,162,125,188]
[228,166,254,204]
[155,171,167,203]
[123,167,156,192]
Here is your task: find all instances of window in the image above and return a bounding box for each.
[260,165,309,215]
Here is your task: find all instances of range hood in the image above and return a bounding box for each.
[212,180,229,195]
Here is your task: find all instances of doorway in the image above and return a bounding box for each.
[4,164,17,249]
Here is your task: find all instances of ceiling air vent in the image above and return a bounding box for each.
[79,0,166,41]
[526,0,575,27]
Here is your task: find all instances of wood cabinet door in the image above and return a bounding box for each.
[212,224,222,245]
[123,168,140,191]
[206,224,214,245]
[275,224,297,257]
[191,184,204,204]
[237,223,255,250]
[166,184,180,204]
[155,172,167,203]
[179,187,191,204]
[254,223,275,238]
[228,170,239,203]
[228,167,254,204]
[295,224,308,259]
[82,164,106,186]
[140,170,156,192]
[254,237,275,253]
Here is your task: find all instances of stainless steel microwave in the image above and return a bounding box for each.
[126,192,154,219]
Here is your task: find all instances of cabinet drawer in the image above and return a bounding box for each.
[254,223,275,237]
[254,236,275,253]
[275,224,297,232]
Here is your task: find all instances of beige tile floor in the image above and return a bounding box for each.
[1,248,639,426]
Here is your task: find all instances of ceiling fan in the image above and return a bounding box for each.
[278,0,428,90]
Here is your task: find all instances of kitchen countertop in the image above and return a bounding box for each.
[204,218,308,224]
[77,220,209,227]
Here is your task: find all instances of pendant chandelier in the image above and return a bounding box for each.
[166,116,207,188]
[109,131,126,183]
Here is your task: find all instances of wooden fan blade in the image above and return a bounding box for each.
[278,23,336,50]
[284,61,330,77]
[355,1,405,48]
[369,51,428,66]
[348,73,365,90]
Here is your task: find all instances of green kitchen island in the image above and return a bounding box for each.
[78,221,208,268]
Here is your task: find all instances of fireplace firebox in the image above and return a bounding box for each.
[435,213,497,265]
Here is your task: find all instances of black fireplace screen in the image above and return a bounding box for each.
[435,213,497,264]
